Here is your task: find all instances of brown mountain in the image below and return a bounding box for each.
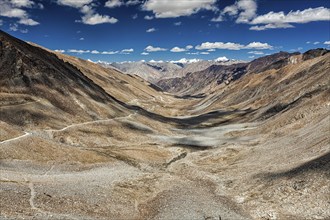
[1,31,329,220]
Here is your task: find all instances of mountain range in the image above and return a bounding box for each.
[1,30,329,220]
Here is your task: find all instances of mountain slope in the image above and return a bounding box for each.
[156,51,304,95]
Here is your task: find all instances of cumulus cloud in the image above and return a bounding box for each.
[76,5,118,25]
[132,14,138,19]
[126,0,142,6]
[0,0,40,25]
[105,0,123,8]
[144,15,154,20]
[248,7,330,31]
[324,41,330,45]
[170,45,194,52]
[196,42,244,50]
[146,27,156,32]
[245,42,273,49]
[221,0,257,23]
[313,41,320,45]
[18,17,39,25]
[170,58,201,63]
[121,48,134,54]
[80,13,118,25]
[105,0,141,8]
[57,0,93,8]
[170,47,187,52]
[250,23,294,31]
[200,52,210,55]
[102,51,119,54]
[145,45,167,52]
[11,0,35,8]
[195,41,273,50]
[215,56,229,62]
[211,14,223,22]
[141,52,149,55]
[56,0,118,25]
[142,0,218,18]
[251,7,330,25]
[174,21,182,26]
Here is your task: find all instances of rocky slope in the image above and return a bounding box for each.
[156,51,317,95]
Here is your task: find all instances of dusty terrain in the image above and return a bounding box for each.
[1,31,329,220]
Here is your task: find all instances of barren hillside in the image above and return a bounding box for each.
[1,31,329,220]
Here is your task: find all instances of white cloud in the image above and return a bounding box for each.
[0,0,41,25]
[211,14,223,22]
[105,0,123,8]
[55,49,65,53]
[306,41,311,44]
[0,7,26,18]
[170,47,186,52]
[144,15,154,20]
[324,41,330,45]
[146,27,156,32]
[215,56,229,62]
[207,49,215,52]
[91,50,100,54]
[196,42,244,50]
[170,45,193,52]
[101,51,119,54]
[68,49,90,54]
[11,0,34,8]
[9,23,18,31]
[250,23,294,31]
[313,41,320,45]
[174,21,182,26]
[132,14,138,19]
[245,42,273,49]
[121,48,134,53]
[126,0,141,6]
[17,17,39,25]
[222,0,257,23]
[170,58,201,63]
[200,52,210,55]
[141,52,149,55]
[145,45,167,52]
[57,1,118,25]
[251,7,330,25]
[195,41,273,50]
[249,55,255,59]
[57,0,93,8]
[142,0,217,18]
[79,37,84,40]
[248,51,264,55]
[78,5,118,25]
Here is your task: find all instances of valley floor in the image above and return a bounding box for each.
[1,93,329,220]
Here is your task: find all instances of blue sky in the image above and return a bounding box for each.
[0,0,329,62]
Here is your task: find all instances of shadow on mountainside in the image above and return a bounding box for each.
[256,152,330,180]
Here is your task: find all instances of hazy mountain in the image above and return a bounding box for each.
[156,50,328,95]
[99,58,245,83]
